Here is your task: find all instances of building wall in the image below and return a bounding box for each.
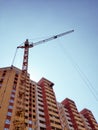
[0,66,38,130]
[0,66,20,129]
[57,102,70,130]
[38,78,62,130]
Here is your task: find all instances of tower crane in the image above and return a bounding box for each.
[12,30,74,129]
[17,30,74,73]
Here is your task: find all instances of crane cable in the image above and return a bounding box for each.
[11,40,25,66]
[11,47,18,67]
[0,48,18,108]
[57,40,98,102]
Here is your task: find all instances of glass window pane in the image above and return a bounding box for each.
[5,119,10,124]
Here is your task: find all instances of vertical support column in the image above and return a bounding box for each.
[38,78,54,130]
[22,40,29,73]
[41,85,51,130]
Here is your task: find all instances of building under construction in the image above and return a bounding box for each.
[0,66,62,130]
[0,66,98,130]
[0,30,98,129]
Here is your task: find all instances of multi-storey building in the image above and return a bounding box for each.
[0,66,98,130]
[58,98,86,130]
[58,98,98,130]
[0,66,62,130]
[57,102,70,130]
[80,108,98,130]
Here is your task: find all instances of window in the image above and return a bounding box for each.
[32,96,35,98]
[29,108,32,111]
[8,105,13,109]
[7,112,12,116]
[33,115,36,118]
[5,119,10,124]
[29,120,32,124]
[33,104,35,107]
[38,99,42,102]
[14,81,17,84]
[0,79,3,83]
[38,95,42,98]
[29,103,32,106]
[39,120,45,124]
[38,104,44,107]
[38,91,42,94]
[4,128,9,130]
[15,71,19,74]
[33,109,35,112]
[25,116,28,119]
[12,89,16,93]
[29,114,32,118]
[0,83,2,88]
[26,99,29,101]
[40,127,46,130]
[25,104,28,107]
[13,85,16,89]
[33,100,35,102]
[11,94,15,98]
[28,128,32,130]
[39,109,44,112]
[39,114,45,118]
[9,99,14,103]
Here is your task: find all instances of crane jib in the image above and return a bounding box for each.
[56,30,74,38]
[33,30,74,46]
[17,29,74,72]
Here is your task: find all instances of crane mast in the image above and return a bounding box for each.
[17,30,74,73]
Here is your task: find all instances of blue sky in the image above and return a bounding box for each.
[0,0,98,122]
